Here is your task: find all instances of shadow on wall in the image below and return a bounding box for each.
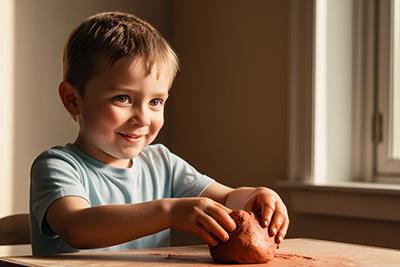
[166,0,289,188]
[11,0,171,213]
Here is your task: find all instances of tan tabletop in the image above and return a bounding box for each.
[0,238,399,266]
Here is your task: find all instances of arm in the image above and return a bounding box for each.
[201,181,290,243]
[47,195,236,249]
[47,196,172,249]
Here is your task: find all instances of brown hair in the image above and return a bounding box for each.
[63,11,179,95]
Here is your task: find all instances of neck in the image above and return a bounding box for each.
[74,135,133,168]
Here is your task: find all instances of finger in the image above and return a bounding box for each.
[275,218,289,244]
[194,225,219,247]
[207,203,236,232]
[198,213,230,243]
[268,210,285,237]
[261,196,275,227]
[213,201,233,214]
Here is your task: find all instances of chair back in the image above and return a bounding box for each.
[0,214,30,245]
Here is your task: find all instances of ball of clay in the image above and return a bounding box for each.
[209,210,277,264]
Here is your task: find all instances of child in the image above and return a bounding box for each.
[30,11,289,256]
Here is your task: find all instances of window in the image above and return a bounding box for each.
[289,0,400,183]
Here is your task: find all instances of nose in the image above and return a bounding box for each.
[129,106,151,126]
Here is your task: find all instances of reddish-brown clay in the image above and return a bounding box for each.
[209,210,277,263]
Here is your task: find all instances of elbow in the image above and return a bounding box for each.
[61,226,92,249]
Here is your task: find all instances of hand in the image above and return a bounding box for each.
[244,187,289,244]
[169,197,236,246]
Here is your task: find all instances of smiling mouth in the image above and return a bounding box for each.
[118,132,145,142]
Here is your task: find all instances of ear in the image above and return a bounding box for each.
[58,81,81,121]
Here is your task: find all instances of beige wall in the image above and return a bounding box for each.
[167,0,289,188]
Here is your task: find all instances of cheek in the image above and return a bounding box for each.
[84,106,123,134]
[151,113,164,133]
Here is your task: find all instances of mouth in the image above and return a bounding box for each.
[118,132,145,143]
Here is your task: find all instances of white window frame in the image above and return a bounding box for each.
[376,0,400,181]
[288,0,400,184]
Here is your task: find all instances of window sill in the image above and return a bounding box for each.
[276,180,400,222]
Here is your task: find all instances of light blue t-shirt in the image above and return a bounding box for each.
[30,143,214,256]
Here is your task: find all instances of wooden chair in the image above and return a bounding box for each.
[0,214,30,245]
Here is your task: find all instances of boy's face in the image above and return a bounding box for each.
[74,56,170,168]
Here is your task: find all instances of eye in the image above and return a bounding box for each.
[149,98,164,106]
[113,95,132,105]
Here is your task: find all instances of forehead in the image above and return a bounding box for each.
[92,56,172,86]
[89,57,172,91]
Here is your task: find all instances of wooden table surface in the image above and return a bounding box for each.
[0,238,399,266]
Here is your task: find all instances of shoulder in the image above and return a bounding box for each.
[31,144,83,173]
[33,144,76,163]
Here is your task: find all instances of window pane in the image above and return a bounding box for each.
[313,0,354,181]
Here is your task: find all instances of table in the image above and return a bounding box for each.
[0,238,399,266]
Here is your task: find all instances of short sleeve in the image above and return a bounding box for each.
[159,146,214,198]
[30,151,89,238]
